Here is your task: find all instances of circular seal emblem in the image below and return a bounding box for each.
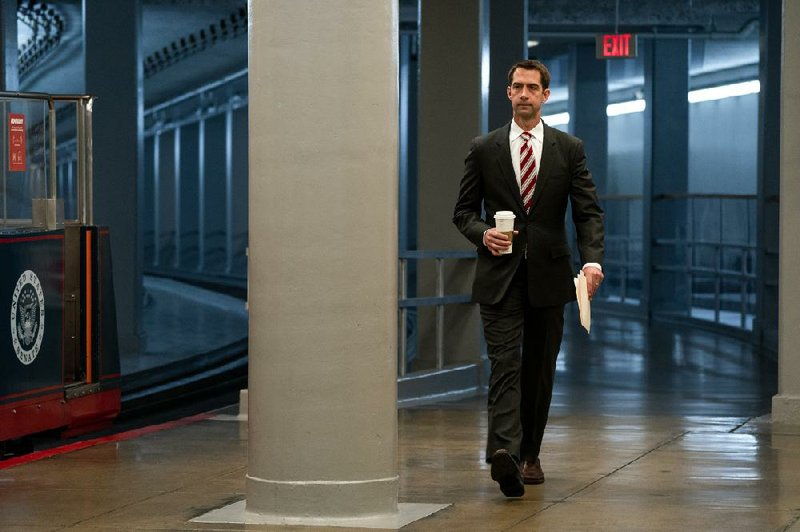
[10,270,45,365]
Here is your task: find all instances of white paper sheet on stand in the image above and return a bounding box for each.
[574,271,591,333]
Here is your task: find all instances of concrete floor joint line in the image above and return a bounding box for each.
[781,511,800,532]
[510,500,560,527]
[729,416,756,433]
[560,430,690,502]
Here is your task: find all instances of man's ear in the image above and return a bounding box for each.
[507,86,513,101]
[542,88,550,103]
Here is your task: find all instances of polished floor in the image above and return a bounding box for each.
[2,313,798,531]
[123,276,248,373]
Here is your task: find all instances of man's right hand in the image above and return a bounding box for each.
[484,228,518,256]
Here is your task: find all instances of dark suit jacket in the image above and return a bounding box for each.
[453,121,604,307]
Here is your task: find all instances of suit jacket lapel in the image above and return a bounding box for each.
[493,123,525,213]
[528,122,557,213]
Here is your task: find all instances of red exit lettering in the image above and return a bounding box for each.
[596,33,638,59]
[604,34,629,56]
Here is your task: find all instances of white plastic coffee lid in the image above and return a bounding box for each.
[494,211,515,219]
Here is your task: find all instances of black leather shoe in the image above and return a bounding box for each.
[490,449,524,497]
[522,458,545,485]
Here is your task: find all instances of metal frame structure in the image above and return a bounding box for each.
[0,91,94,228]
[597,193,757,331]
[397,250,477,377]
[142,72,248,283]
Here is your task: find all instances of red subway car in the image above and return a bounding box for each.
[0,92,120,452]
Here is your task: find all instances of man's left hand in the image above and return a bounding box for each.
[583,266,604,299]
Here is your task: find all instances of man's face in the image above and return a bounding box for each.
[507,68,550,122]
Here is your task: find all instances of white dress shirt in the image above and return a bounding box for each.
[504,119,602,273]
[509,119,543,190]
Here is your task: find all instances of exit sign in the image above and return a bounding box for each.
[596,33,638,59]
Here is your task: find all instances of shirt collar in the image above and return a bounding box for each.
[509,119,544,142]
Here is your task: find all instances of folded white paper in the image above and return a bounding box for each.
[574,271,591,333]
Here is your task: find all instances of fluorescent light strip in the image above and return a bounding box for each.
[543,80,760,124]
[607,99,646,116]
[688,80,760,103]
[542,112,570,126]
[545,100,644,124]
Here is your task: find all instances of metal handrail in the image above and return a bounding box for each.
[597,193,757,329]
[653,193,757,200]
[400,250,477,260]
[144,68,247,117]
[398,250,477,377]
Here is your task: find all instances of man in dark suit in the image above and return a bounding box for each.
[453,59,604,498]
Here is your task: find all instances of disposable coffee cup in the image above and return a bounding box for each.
[494,211,515,255]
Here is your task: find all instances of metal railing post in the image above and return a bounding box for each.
[153,131,161,267]
[621,199,630,302]
[741,244,748,329]
[174,126,182,269]
[715,198,723,324]
[197,118,206,272]
[687,197,694,316]
[48,100,57,202]
[224,108,234,273]
[398,258,408,377]
[435,258,445,370]
[76,100,86,224]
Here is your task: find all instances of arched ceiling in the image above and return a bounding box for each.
[17,0,760,106]
[19,0,247,105]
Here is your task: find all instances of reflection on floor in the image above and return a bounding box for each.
[121,276,248,374]
[1,313,796,531]
[556,308,776,417]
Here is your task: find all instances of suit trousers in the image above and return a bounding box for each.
[480,260,565,462]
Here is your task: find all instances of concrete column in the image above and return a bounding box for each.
[83,0,143,355]
[642,39,689,318]
[0,0,18,91]
[569,43,608,193]
[247,0,399,517]
[756,0,781,352]
[488,0,527,131]
[416,0,486,371]
[774,0,800,424]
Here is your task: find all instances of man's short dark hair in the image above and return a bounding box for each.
[507,60,551,90]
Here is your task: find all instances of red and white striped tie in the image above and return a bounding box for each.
[520,131,537,213]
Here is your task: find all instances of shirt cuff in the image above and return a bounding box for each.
[582,262,602,271]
